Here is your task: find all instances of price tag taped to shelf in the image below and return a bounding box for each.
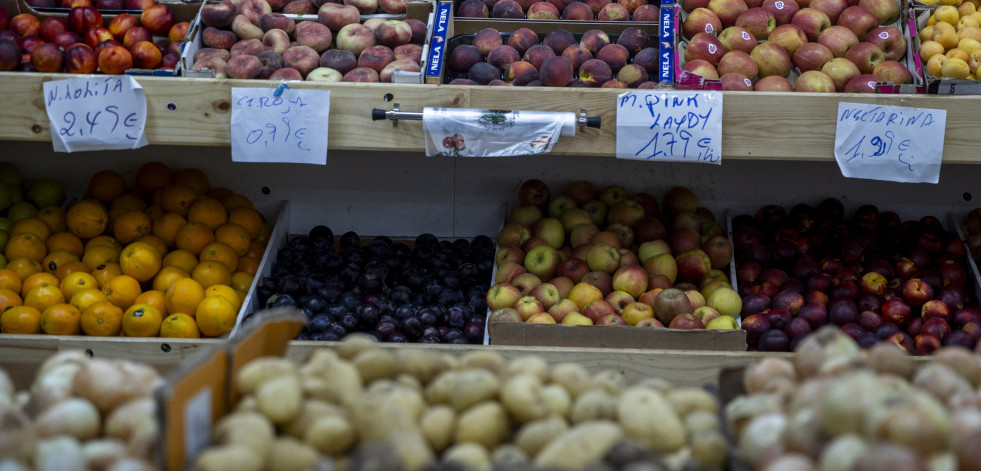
[834,102,946,184]
[230,87,329,165]
[615,91,722,164]
[42,76,149,153]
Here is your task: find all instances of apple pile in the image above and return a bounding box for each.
[0,4,187,73]
[680,0,913,91]
[487,179,743,333]
[733,198,979,354]
[918,4,981,80]
[191,0,427,81]
[729,327,981,470]
[26,0,158,11]
[447,27,660,87]
[457,0,661,22]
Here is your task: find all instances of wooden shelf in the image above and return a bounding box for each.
[2,72,979,161]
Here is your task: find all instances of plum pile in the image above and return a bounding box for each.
[249,226,495,343]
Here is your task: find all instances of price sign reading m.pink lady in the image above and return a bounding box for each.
[615,91,722,164]
[834,102,947,184]
[42,76,149,153]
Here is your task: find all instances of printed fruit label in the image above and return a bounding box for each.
[742,31,751,40]
[708,44,717,53]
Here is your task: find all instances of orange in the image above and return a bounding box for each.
[234,289,248,305]
[174,222,214,256]
[135,161,173,195]
[11,217,51,241]
[0,306,41,334]
[7,258,41,281]
[23,284,65,312]
[80,301,123,336]
[160,312,200,338]
[86,170,128,204]
[152,212,187,248]
[92,263,123,289]
[205,284,241,309]
[36,206,68,234]
[109,193,147,214]
[66,200,109,240]
[237,256,259,276]
[144,204,164,223]
[84,235,122,254]
[192,261,231,289]
[255,223,273,244]
[187,197,227,231]
[173,168,209,194]
[230,272,254,293]
[82,246,120,271]
[161,250,198,274]
[102,274,141,310]
[245,241,266,259]
[206,187,235,201]
[60,272,99,300]
[199,242,238,273]
[6,233,47,263]
[0,288,23,312]
[160,185,198,216]
[121,303,162,337]
[42,250,79,275]
[221,194,254,211]
[40,303,81,335]
[195,295,237,337]
[215,224,250,257]
[152,266,189,293]
[119,241,161,283]
[0,269,22,293]
[46,232,84,257]
[22,272,59,295]
[226,207,263,239]
[136,235,168,262]
[165,278,204,317]
[70,288,108,312]
[134,289,167,315]
[112,210,152,244]
[54,262,89,282]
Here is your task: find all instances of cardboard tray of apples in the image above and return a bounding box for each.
[910,6,981,94]
[675,0,924,93]
[451,0,664,22]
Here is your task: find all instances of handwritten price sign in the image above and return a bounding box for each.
[615,90,722,164]
[834,103,946,184]
[42,76,149,153]
[230,87,330,165]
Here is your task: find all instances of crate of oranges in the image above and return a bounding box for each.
[0,161,275,339]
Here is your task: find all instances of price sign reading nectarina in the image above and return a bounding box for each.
[834,102,946,184]
[230,87,330,165]
[615,90,722,164]
[42,76,149,153]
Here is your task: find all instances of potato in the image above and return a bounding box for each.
[195,444,263,471]
[336,334,379,359]
[450,369,500,411]
[82,438,127,470]
[542,384,571,418]
[515,417,569,457]
[685,410,722,438]
[257,374,303,425]
[460,350,507,376]
[505,356,549,381]
[690,429,728,469]
[425,371,458,405]
[305,415,356,455]
[282,400,347,439]
[667,387,718,418]
[443,442,492,471]
[635,377,675,394]
[302,359,363,407]
[592,370,626,396]
[618,387,685,453]
[301,349,339,373]
[235,357,298,396]
[213,412,275,462]
[492,444,529,467]
[351,390,417,440]
[366,380,426,421]
[533,420,624,468]
[420,405,456,452]
[455,401,510,450]
[36,398,100,440]
[396,350,453,384]
[235,395,258,413]
[347,441,402,471]
[397,374,422,393]
[387,430,436,471]
[353,348,399,383]
[571,388,618,424]
[502,373,551,424]
[549,363,594,399]
[266,436,320,471]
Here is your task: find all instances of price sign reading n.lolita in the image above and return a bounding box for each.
[42,76,149,153]
[230,87,330,165]
[834,102,946,184]
[616,90,722,164]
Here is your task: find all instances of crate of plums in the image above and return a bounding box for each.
[237,203,496,344]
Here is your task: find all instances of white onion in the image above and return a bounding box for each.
[104,398,157,458]
[82,438,128,471]
[72,359,154,415]
[818,433,867,471]
[738,412,787,468]
[34,351,88,384]
[726,393,785,437]
[0,406,35,462]
[927,452,957,471]
[763,452,816,471]
[951,408,981,448]
[783,407,823,456]
[869,390,951,456]
[29,362,81,413]
[912,364,974,404]
[819,371,887,437]
[853,443,928,471]
[33,436,85,471]
[931,347,981,387]
[866,342,915,379]
[745,358,798,395]
[35,398,100,441]
[794,326,863,380]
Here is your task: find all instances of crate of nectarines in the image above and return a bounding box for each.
[912,5,981,93]
[0,161,278,340]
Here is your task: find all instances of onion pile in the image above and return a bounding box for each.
[729,325,981,471]
[0,352,162,471]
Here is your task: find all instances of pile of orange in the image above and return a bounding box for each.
[0,162,272,339]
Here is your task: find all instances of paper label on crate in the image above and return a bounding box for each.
[183,387,211,462]
[422,108,573,157]
[834,102,945,184]
[615,90,722,164]
[230,87,330,165]
[42,76,149,153]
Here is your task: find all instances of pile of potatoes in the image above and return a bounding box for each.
[195,335,729,471]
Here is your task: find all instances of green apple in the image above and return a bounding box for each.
[524,245,561,280]
[706,286,742,318]
[598,184,627,208]
[643,252,678,284]
[561,311,593,325]
[706,315,739,330]
[0,163,23,187]
[638,240,671,263]
[26,178,65,209]
[6,202,36,223]
[582,199,608,226]
[508,205,543,227]
[531,218,565,249]
[486,283,523,311]
[547,195,577,219]
[586,244,620,274]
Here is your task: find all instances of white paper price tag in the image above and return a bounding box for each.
[42,76,149,153]
[615,90,722,164]
[834,102,946,184]
[230,87,329,165]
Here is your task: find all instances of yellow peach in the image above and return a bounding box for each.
[941,57,971,78]
[936,26,961,49]
[947,47,970,61]
[959,37,981,54]
[958,25,981,41]
[927,54,947,77]
[971,11,981,24]
[921,25,936,40]
[961,1,978,15]
[958,15,980,29]
[920,40,947,61]
[935,5,960,25]
[969,49,981,73]
[928,14,937,26]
